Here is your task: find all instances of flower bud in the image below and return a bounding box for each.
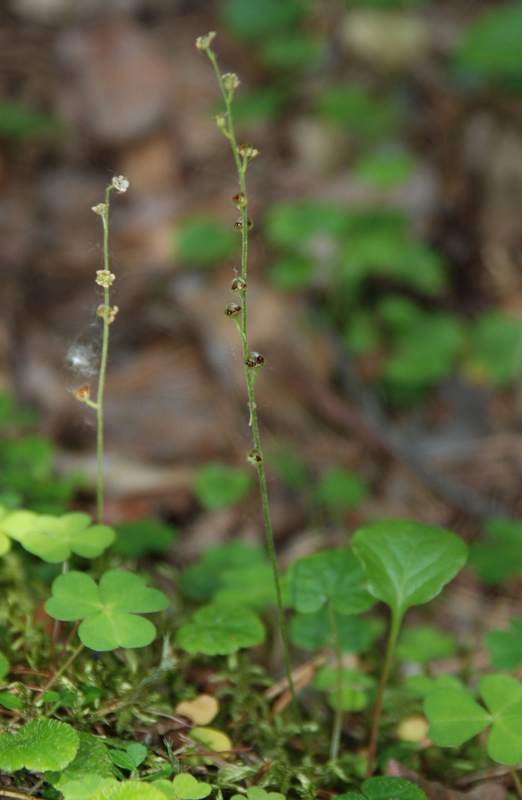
[74,385,90,402]
[91,203,106,215]
[234,217,253,232]
[214,113,227,129]
[232,192,247,207]
[230,277,247,293]
[196,31,216,51]
[224,302,241,318]
[238,143,259,159]
[222,73,240,92]
[95,270,116,287]
[247,448,263,466]
[112,175,129,193]
[245,352,265,369]
[97,304,119,323]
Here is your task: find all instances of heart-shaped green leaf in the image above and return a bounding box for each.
[337,777,427,799]
[93,782,168,800]
[284,550,374,615]
[176,602,265,655]
[45,570,169,651]
[425,674,522,764]
[0,509,39,541]
[290,607,377,654]
[352,520,468,620]
[60,775,118,800]
[8,511,115,562]
[169,773,212,800]
[0,719,79,772]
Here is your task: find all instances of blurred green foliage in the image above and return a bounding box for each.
[455,2,522,89]
[175,217,237,267]
[0,101,61,140]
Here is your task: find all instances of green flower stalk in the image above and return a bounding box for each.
[75,176,128,523]
[197,34,301,728]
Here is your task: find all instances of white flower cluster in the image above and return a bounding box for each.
[112,175,129,193]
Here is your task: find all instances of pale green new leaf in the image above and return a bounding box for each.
[352,520,468,619]
[93,782,167,800]
[16,512,115,563]
[0,719,79,772]
[60,775,118,800]
[424,688,490,746]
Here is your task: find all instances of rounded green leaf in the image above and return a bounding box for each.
[315,467,369,511]
[284,550,374,615]
[60,775,117,800]
[79,611,157,651]
[0,530,10,555]
[487,619,522,669]
[172,773,212,800]
[0,509,39,541]
[45,572,102,620]
[0,719,79,772]
[93,782,167,800]
[352,520,468,619]
[176,602,265,655]
[396,625,457,664]
[424,688,490,747]
[98,570,169,613]
[360,776,427,799]
[290,607,376,654]
[193,463,253,511]
[12,512,115,563]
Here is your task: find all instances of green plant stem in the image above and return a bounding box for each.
[328,600,344,761]
[36,642,84,704]
[206,47,302,732]
[365,611,402,778]
[511,767,522,800]
[96,186,112,524]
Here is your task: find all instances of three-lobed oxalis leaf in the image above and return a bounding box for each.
[44,569,169,650]
[284,549,374,615]
[425,673,522,765]
[338,776,427,799]
[0,509,115,562]
[351,520,468,623]
[0,719,79,772]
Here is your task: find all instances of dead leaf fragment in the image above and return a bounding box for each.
[175,694,219,726]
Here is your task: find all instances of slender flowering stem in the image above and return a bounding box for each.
[201,38,302,730]
[96,186,112,524]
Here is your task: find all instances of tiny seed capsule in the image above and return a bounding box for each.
[224,302,241,317]
[232,192,247,207]
[238,143,259,159]
[230,277,247,292]
[74,385,90,402]
[245,352,265,369]
[234,217,254,231]
[214,113,227,129]
[247,448,263,466]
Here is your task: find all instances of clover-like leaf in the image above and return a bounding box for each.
[231,789,285,800]
[47,732,113,785]
[338,777,427,799]
[168,773,212,800]
[0,719,79,772]
[45,570,169,651]
[425,674,522,765]
[469,518,522,585]
[8,511,115,563]
[176,603,265,655]
[284,550,374,615]
[352,520,468,621]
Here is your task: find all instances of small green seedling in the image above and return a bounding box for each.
[176,602,265,656]
[285,549,374,758]
[314,666,377,712]
[192,462,253,511]
[425,673,522,765]
[338,776,427,800]
[114,518,177,558]
[352,519,468,776]
[396,625,457,664]
[469,518,522,585]
[0,719,79,772]
[487,618,522,670]
[1,510,115,562]
[181,540,267,602]
[284,549,374,615]
[109,742,148,772]
[45,570,169,651]
[315,467,370,514]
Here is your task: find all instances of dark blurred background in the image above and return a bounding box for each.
[2,0,522,554]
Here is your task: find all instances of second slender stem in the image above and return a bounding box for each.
[96,187,112,524]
